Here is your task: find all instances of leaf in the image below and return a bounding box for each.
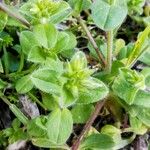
[47,108,73,144]
[42,93,59,111]
[0,11,8,32]
[27,116,47,138]
[69,0,92,14]
[114,39,126,56]
[60,32,77,58]
[71,104,94,123]
[49,1,72,24]
[101,125,135,149]
[77,78,108,104]
[31,68,61,95]
[129,116,147,135]
[136,107,150,127]
[32,138,69,149]
[28,46,46,63]
[126,25,150,67]
[60,85,77,108]
[0,79,7,89]
[112,68,145,105]
[15,75,34,94]
[70,51,87,71]
[53,32,70,53]
[19,31,39,55]
[91,0,127,30]
[33,24,57,49]
[80,133,115,149]
[42,57,64,74]
[133,90,150,108]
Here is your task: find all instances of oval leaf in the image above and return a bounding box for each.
[33,24,58,49]
[47,108,73,144]
[91,0,127,30]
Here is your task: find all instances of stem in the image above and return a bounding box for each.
[71,100,106,150]
[106,30,113,73]
[0,2,30,28]
[0,91,28,125]
[28,92,47,111]
[18,51,24,72]
[0,92,11,105]
[77,16,106,68]
[3,46,9,75]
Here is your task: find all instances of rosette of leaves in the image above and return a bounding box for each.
[63,51,109,105]
[112,67,150,134]
[126,0,146,15]
[19,23,76,63]
[30,51,108,108]
[112,68,145,105]
[20,0,71,24]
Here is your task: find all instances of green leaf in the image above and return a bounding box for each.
[136,107,150,127]
[28,46,46,63]
[101,125,135,149]
[133,90,150,108]
[42,57,64,74]
[31,68,62,95]
[47,108,73,144]
[27,116,47,138]
[0,11,8,32]
[42,93,59,111]
[77,78,108,104]
[60,32,77,58]
[33,24,57,49]
[126,25,150,67]
[48,1,72,24]
[71,104,94,124]
[19,31,39,55]
[80,133,115,149]
[15,75,34,94]
[32,138,69,149]
[53,32,70,54]
[60,86,77,108]
[112,68,145,105]
[0,79,7,89]
[70,51,87,71]
[129,116,147,135]
[69,0,92,14]
[91,0,127,31]
[12,119,21,131]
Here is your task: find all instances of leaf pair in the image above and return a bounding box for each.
[28,108,73,148]
[20,24,75,63]
[20,0,71,25]
[91,0,128,31]
[30,51,108,108]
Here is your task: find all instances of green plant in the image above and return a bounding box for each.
[0,0,150,149]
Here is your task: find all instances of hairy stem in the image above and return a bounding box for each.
[106,30,113,73]
[18,51,24,72]
[77,16,106,68]
[28,92,47,110]
[3,46,9,75]
[71,100,106,150]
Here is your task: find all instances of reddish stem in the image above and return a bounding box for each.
[71,100,106,150]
